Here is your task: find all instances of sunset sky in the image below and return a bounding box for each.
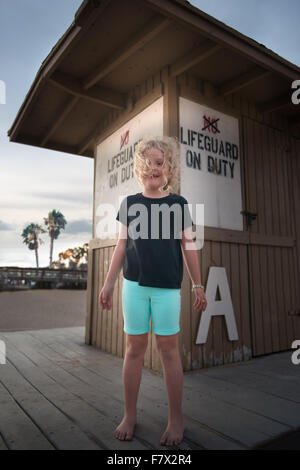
[0,0,299,267]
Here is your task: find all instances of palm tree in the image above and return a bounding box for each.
[43,210,67,269]
[21,223,46,268]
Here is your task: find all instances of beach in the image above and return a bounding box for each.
[0,289,87,331]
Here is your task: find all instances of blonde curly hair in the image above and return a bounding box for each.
[133,136,180,194]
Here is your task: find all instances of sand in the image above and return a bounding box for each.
[0,289,87,331]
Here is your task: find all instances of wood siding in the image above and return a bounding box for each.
[243,117,300,356]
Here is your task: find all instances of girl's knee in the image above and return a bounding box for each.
[126,333,148,357]
[155,334,179,358]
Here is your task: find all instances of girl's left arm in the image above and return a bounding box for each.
[180,227,207,311]
[180,226,201,284]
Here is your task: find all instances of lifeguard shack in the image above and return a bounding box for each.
[8,0,300,373]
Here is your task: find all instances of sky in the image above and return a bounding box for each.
[0,0,299,268]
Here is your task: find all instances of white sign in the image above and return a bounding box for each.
[95,97,164,236]
[179,98,243,230]
[196,267,239,344]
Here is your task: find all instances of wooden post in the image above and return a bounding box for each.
[162,66,179,141]
[85,245,94,345]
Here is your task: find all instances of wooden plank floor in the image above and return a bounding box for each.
[0,327,299,450]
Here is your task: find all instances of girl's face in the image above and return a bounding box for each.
[141,147,170,190]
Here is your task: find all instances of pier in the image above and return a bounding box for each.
[0,267,87,290]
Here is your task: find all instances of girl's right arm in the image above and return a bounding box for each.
[98,222,127,310]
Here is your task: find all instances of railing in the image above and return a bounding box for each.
[0,266,87,290]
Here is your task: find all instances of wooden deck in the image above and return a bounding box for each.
[0,327,299,450]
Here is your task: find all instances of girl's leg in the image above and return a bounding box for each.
[114,333,148,441]
[155,333,185,446]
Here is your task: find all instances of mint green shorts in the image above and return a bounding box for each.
[122,278,181,336]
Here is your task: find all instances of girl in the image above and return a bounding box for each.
[99,136,207,447]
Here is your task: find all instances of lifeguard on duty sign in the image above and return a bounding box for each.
[179,97,243,231]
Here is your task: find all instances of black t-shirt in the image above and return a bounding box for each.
[116,192,194,289]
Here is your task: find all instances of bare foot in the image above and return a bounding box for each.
[160,417,185,446]
[114,416,136,441]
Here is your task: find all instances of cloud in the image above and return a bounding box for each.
[64,219,92,235]
[0,220,14,231]
[31,191,92,204]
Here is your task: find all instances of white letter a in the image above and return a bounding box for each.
[196,267,238,344]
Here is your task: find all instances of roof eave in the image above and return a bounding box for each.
[8,0,300,144]
[7,0,105,141]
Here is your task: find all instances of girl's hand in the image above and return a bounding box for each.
[193,287,207,312]
[99,282,114,310]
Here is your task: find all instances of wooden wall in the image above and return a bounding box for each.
[85,67,300,373]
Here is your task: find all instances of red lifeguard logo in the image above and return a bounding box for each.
[120,130,130,150]
[202,115,220,134]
